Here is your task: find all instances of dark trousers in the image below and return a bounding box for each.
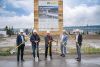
[17,44,25,61]
[76,42,82,60]
[45,45,52,58]
[32,44,39,58]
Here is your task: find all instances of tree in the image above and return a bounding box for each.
[11,26,14,35]
[4,26,9,35]
[4,26,15,37]
[25,29,29,35]
[4,26,8,31]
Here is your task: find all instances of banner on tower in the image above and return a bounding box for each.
[38,0,59,31]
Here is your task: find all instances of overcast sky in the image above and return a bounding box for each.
[0,0,100,28]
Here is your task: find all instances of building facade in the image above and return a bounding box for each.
[64,25,100,34]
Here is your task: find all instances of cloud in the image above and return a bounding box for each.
[0,0,34,28]
[0,13,34,28]
[7,0,33,9]
[0,0,33,16]
[63,5,100,26]
[0,8,16,17]
[64,0,100,7]
[0,0,100,28]
[8,0,33,11]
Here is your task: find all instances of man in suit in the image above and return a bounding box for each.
[16,29,25,62]
[45,31,53,60]
[75,29,83,62]
[30,30,40,60]
[60,30,68,57]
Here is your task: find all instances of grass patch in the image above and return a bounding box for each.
[0,52,10,56]
[0,47,100,56]
[82,47,100,54]
[0,47,12,56]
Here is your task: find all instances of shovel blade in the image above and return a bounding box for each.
[10,51,13,54]
[35,57,38,62]
[10,50,15,54]
[47,56,51,61]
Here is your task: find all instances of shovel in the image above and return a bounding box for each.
[10,42,25,54]
[35,42,39,62]
[47,41,51,61]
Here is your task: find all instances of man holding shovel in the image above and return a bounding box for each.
[75,29,83,62]
[16,29,25,62]
[60,30,68,57]
[30,29,40,61]
[45,31,53,60]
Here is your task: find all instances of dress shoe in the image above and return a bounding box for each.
[60,54,63,56]
[76,59,81,62]
[75,57,79,59]
[21,59,25,62]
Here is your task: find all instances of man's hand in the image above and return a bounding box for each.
[76,42,78,44]
[53,40,57,42]
[76,42,80,48]
[49,40,51,43]
[22,42,25,44]
[35,41,38,43]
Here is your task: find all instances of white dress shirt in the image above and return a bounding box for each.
[76,34,78,42]
[60,34,64,42]
[21,35,24,43]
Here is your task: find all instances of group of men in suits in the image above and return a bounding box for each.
[16,29,82,62]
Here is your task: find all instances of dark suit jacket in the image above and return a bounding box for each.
[16,34,25,46]
[78,34,83,43]
[30,34,40,45]
[45,35,53,47]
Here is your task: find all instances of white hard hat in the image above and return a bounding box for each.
[20,29,24,32]
[75,29,80,32]
[47,30,50,33]
[63,30,66,32]
[33,29,37,33]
